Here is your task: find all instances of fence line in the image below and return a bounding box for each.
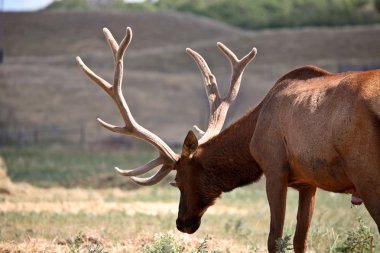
[338,63,380,72]
[0,126,85,145]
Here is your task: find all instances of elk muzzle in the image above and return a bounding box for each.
[176,216,201,234]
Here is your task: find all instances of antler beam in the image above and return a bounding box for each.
[76,27,179,185]
[186,43,257,144]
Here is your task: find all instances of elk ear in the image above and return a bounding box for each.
[182,130,198,157]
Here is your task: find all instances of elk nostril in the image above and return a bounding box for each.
[176,218,184,231]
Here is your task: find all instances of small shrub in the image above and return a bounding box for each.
[66,232,108,253]
[87,238,107,253]
[191,235,221,253]
[335,218,374,253]
[140,232,185,253]
[275,235,293,253]
[67,233,84,253]
[140,233,223,253]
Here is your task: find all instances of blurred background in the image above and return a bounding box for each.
[0,1,380,252]
[1,0,380,200]
[2,0,380,146]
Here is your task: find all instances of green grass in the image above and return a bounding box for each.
[0,144,156,189]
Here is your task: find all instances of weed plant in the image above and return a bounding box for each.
[335,217,374,253]
[140,232,185,253]
[67,232,108,253]
[140,233,223,253]
[191,235,221,253]
[275,235,293,253]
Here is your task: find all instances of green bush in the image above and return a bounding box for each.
[191,235,222,253]
[335,218,375,253]
[45,0,380,30]
[275,235,293,253]
[139,233,222,253]
[45,0,90,10]
[67,232,108,253]
[375,0,380,12]
[156,0,380,29]
[140,233,185,253]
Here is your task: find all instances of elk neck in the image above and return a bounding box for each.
[195,104,264,193]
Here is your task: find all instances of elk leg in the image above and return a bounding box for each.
[343,140,380,231]
[354,181,380,233]
[338,111,380,232]
[293,186,317,253]
[266,173,288,253]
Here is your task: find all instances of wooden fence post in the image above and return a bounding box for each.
[33,129,39,143]
[17,129,24,144]
[80,125,85,145]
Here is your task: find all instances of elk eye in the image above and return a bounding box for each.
[169,180,178,188]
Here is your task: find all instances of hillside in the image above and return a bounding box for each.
[2,10,380,143]
[3,10,240,56]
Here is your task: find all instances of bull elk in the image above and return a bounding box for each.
[76,27,380,253]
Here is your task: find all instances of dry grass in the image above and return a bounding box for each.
[0,178,262,252]
[0,232,271,253]
[0,157,12,194]
[0,176,378,252]
[0,181,288,252]
[0,184,248,216]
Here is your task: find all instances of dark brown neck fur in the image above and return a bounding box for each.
[196,104,263,193]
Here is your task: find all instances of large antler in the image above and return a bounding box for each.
[76,27,179,186]
[187,43,257,144]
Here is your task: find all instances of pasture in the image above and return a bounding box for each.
[0,144,378,252]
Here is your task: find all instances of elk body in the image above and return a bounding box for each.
[77,28,380,253]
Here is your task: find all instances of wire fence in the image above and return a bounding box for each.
[0,126,86,145]
[338,63,380,72]
[0,126,184,149]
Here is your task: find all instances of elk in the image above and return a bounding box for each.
[76,27,380,253]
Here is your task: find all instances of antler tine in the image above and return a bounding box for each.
[217,42,257,104]
[103,28,118,57]
[115,157,163,177]
[102,27,132,62]
[76,27,179,186]
[186,48,222,140]
[76,57,112,95]
[187,43,257,144]
[186,48,221,102]
[119,164,173,186]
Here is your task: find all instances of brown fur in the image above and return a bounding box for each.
[174,65,380,253]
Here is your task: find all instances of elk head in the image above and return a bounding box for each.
[76,27,256,234]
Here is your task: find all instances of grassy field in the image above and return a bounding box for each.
[0,144,379,252]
